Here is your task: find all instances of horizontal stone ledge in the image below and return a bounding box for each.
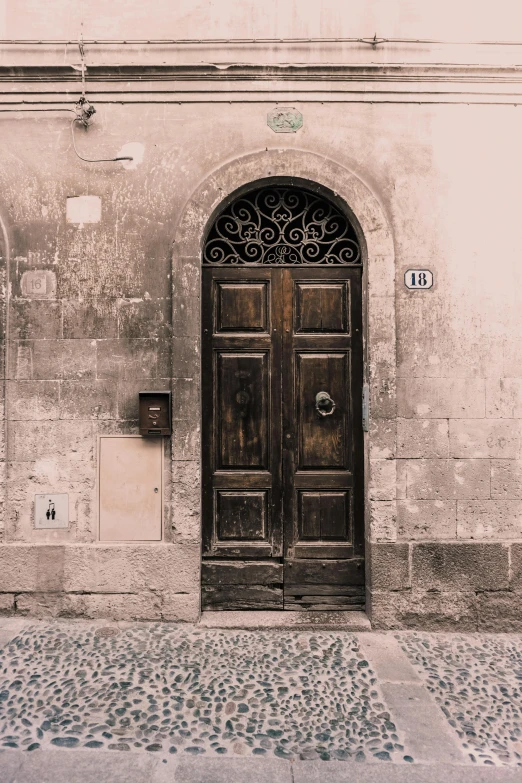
[0,543,200,594]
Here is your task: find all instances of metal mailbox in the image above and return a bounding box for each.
[139,391,172,436]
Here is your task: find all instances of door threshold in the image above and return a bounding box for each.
[199,610,370,631]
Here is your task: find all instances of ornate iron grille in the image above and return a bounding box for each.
[203,186,360,265]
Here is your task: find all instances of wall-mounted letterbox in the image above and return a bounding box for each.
[139,391,172,436]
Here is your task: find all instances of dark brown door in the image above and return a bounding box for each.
[202,266,364,610]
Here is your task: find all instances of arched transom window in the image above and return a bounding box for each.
[203,185,361,265]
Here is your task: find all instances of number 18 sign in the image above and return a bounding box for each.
[404,269,433,290]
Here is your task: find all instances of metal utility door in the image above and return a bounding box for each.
[201,266,364,610]
[99,436,163,542]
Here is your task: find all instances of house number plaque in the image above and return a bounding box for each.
[404,269,434,290]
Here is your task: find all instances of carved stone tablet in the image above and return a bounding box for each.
[267,107,303,133]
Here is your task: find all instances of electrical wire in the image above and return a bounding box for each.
[1,37,522,46]
[70,118,133,163]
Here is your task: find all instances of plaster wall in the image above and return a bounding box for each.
[0,93,521,627]
[2,0,522,46]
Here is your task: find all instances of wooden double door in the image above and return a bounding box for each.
[202,265,364,610]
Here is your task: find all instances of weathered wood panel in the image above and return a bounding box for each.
[216,282,268,333]
[217,352,268,469]
[202,585,283,610]
[202,561,284,585]
[284,559,365,585]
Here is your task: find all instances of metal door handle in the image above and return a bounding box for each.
[315,391,336,416]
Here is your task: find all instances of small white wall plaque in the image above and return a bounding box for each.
[404,269,434,290]
[21,270,57,299]
[66,195,101,225]
[34,494,69,529]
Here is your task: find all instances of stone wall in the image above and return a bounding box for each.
[0,36,521,626]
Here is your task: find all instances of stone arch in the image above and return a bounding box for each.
[171,149,396,622]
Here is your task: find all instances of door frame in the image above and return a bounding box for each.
[171,149,397,622]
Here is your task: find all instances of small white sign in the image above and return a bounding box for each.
[34,494,69,529]
[20,270,57,299]
[404,269,433,290]
[66,195,101,225]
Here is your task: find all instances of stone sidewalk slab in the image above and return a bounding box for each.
[3,754,522,783]
[293,761,522,783]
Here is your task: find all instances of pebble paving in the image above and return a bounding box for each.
[0,624,409,762]
[399,633,522,767]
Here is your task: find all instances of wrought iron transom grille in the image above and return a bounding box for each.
[203,186,361,265]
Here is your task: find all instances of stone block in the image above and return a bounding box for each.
[397,419,449,458]
[15,592,63,617]
[6,380,60,420]
[172,335,200,378]
[457,499,522,539]
[491,460,522,498]
[369,500,397,542]
[15,591,163,621]
[0,594,14,614]
[503,339,522,377]
[59,380,117,419]
[486,378,522,418]
[162,592,200,622]
[367,255,395,298]
[510,543,522,590]
[370,376,396,420]
[171,501,201,542]
[450,418,521,458]
[396,460,407,499]
[173,377,200,421]
[368,542,409,590]
[369,419,396,459]
[10,300,62,339]
[9,339,63,380]
[477,592,522,632]
[397,377,485,419]
[118,298,171,339]
[63,298,118,339]
[96,338,171,380]
[397,499,456,540]
[63,544,200,594]
[370,589,478,631]
[368,296,396,377]
[172,295,200,338]
[403,458,490,499]
[8,420,93,461]
[172,257,200,297]
[117,377,171,420]
[412,542,509,591]
[369,459,396,501]
[397,295,503,380]
[172,418,200,460]
[61,339,96,380]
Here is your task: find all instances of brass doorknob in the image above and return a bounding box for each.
[315,391,336,416]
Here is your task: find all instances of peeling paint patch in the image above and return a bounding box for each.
[66,196,102,226]
[117,142,145,170]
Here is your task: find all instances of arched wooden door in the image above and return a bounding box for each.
[201,185,364,610]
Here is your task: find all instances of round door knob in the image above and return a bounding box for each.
[315,391,336,416]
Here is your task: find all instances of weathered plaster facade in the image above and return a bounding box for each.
[1,0,522,628]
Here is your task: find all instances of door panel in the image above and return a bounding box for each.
[296,352,349,469]
[202,267,282,584]
[298,491,350,541]
[215,282,269,333]
[216,490,268,541]
[202,265,363,611]
[295,281,350,334]
[216,352,269,469]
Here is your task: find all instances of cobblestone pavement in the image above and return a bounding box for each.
[1,620,522,782]
[400,633,522,767]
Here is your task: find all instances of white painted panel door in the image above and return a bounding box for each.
[99,437,162,541]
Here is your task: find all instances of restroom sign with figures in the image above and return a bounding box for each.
[404,269,434,289]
